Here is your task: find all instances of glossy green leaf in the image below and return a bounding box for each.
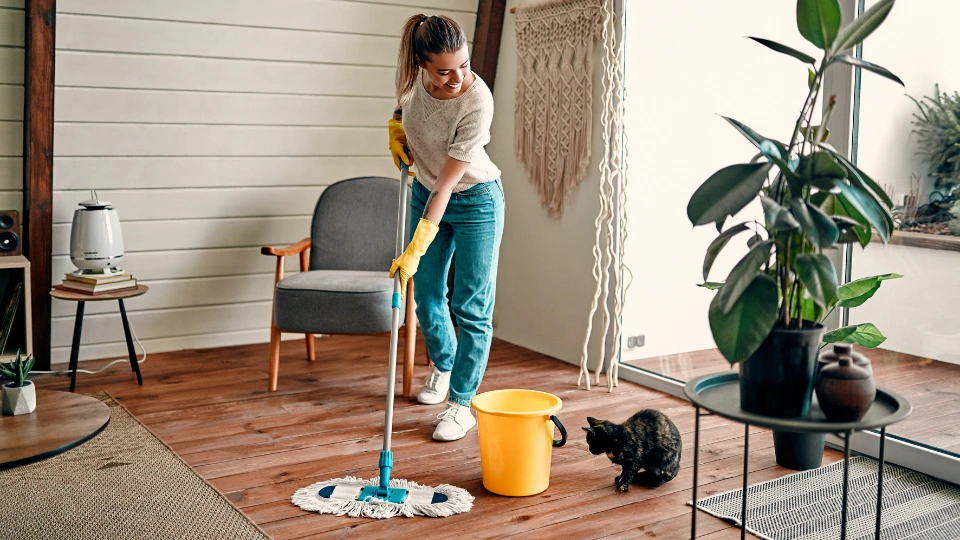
[799,151,847,190]
[801,297,825,322]
[747,233,763,248]
[703,222,750,281]
[748,37,817,64]
[837,273,903,307]
[821,144,895,208]
[709,274,779,364]
[846,171,895,234]
[832,55,904,86]
[797,0,842,49]
[721,117,790,158]
[716,239,774,314]
[795,253,838,308]
[791,197,838,248]
[822,193,872,246]
[823,323,886,348]
[830,0,895,54]
[835,182,890,243]
[808,199,840,247]
[761,196,801,231]
[807,68,817,90]
[838,282,880,308]
[698,282,724,291]
[688,163,772,226]
[820,144,896,235]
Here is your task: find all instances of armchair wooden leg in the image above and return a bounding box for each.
[403,278,416,398]
[305,333,316,361]
[268,323,281,392]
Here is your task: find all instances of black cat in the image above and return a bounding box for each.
[583,410,682,492]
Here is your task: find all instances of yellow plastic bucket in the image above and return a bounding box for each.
[471,389,567,496]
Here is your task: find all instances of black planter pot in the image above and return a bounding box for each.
[740,324,825,470]
[739,323,825,417]
[773,430,825,470]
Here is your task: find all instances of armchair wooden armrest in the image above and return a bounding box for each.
[261,238,311,257]
[262,237,311,286]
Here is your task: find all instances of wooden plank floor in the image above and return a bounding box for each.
[34,335,842,539]
[628,346,960,453]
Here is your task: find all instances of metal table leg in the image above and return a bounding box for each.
[119,299,143,385]
[876,427,886,539]
[691,406,700,539]
[68,301,85,392]
[841,430,852,540]
[741,423,749,540]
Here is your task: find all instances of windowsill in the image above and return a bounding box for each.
[872,231,960,253]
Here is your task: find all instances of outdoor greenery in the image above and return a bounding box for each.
[910,85,960,191]
[688,0,903,364]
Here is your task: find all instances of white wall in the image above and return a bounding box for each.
[50,0,478,364]
[848,0,960,365]
[487,1,609,367]
[0,0,23,213]
[620,1,814,361]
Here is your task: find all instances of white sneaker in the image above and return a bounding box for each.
[417,366,450,405]
[433,403,476,441]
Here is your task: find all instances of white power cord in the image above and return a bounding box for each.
[32,318,148,376]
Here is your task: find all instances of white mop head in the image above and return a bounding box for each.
[291,475,473,519]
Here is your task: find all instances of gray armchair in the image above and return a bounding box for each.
[261,176,421,395]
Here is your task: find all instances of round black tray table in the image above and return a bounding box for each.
[684,372,911,540]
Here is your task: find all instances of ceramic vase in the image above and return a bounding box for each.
[816,357,875,422]
[2,380,36,416]
[819,343,872,375]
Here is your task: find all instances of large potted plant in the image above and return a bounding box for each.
[1,350,36,416]
[688,0,901,427]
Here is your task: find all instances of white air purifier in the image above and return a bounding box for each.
[70,190,124,275]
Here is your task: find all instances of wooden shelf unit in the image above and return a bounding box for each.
[0,256,33,362]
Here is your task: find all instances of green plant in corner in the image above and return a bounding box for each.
[689,0,902,365]
[0,350,35,388]
[910,85,960,192]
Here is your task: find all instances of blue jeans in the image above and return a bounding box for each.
[411,178,505,407]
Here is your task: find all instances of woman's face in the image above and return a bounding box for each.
[421,46,471,96]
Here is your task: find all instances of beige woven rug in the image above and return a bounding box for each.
[0,392,269,539]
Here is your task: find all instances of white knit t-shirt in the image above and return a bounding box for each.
[402,71,502,193]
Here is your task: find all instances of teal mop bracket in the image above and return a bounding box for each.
[358,451,407,504]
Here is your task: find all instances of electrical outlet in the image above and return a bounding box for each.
[626,335,645,349]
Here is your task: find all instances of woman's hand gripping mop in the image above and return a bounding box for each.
[291,164,474,519]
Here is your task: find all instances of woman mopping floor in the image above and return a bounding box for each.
[291,13,502,518]
[390,13,505,442]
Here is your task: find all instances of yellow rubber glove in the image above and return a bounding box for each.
[389,218,439,296]
[388,119,414,170]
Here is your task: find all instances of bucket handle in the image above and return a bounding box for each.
[550,415,567,448]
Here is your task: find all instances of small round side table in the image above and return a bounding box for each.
[685,372,911,540]
[50,284,149,392]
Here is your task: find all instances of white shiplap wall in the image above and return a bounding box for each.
[0,1,23,215]
[51,0,478,364]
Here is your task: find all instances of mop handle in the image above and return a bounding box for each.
[383,164,410,453]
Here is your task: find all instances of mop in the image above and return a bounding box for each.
[291,164,474,519]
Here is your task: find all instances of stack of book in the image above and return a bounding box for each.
[56,271,138,295]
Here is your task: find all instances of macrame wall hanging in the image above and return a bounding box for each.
[514,0,603,218]
[578,0,630,392]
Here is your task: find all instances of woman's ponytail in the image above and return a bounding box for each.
[396,14,428,107]
[396,14,467,108]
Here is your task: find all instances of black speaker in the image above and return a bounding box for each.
[0,210,20,256]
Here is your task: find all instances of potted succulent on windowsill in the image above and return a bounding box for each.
[688,0,903,466]
[1,350,37,416]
